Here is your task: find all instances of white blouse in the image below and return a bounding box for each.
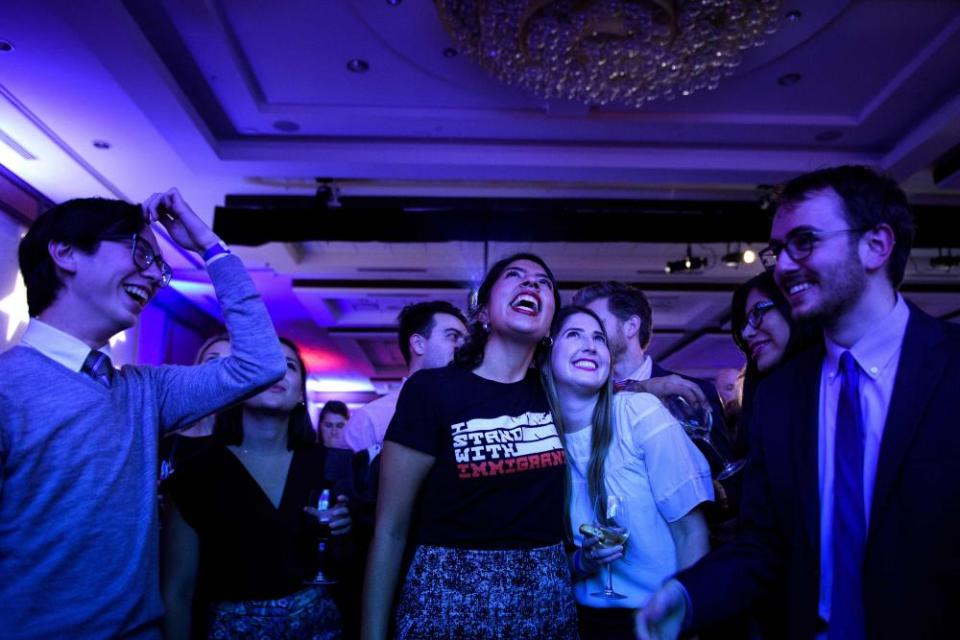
[566,392,714,609]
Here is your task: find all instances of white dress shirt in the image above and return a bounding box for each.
[19,319,109,373]
[817,295,910,623]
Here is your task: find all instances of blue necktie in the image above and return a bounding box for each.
[829,351,866,639]
[81,350,114,388]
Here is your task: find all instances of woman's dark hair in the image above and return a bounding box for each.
[731,272,819,445]
[730,271,815,368]
[454,252,561,370]
[214,337,317,450]
[540,305,615,542]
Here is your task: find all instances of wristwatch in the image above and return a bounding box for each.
[202,240,231,262]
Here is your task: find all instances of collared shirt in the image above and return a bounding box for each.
[19,319,109,373]
[817,294,910,623]
[342,382,404,453]
[568,392,713,608]
[620,355,653,385]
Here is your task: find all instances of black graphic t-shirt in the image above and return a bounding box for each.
[385,365,566,550]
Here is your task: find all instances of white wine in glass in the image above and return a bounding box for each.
[586,494,630,600]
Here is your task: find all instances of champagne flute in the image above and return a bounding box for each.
[589,494,630,600]
[304,488,336,585]
[666,395,745,480]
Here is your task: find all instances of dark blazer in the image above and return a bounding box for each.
[678,305,960,639]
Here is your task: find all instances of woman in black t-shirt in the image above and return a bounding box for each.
[362,253,577,640]
[162,338,351,639]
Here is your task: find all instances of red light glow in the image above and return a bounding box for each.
[299,347,348,372]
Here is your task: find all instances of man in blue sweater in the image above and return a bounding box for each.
[0,189,286,638]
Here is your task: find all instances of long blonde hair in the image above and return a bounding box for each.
[540,305,616,540]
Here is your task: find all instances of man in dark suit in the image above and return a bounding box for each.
[573,281,732,464]
[637,165,960,639]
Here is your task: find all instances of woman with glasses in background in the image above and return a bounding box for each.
[723,270,817,638]
[731,270,818,434]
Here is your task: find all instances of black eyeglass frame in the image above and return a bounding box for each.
[98,233,172,287]
[758,227,872,270]
[744,300,777,330]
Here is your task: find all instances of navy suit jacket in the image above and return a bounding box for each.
[678,305,960,639]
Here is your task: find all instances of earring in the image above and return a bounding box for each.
[541,336,553,347]
[482,322,489,332]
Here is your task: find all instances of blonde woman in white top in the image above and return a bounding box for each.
[542,306,714,640]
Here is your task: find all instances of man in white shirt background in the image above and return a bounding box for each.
[343,300,467,456]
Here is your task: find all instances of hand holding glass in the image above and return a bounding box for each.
[304,488,336,585]
[666,395,745,480]
[584,494,630,600]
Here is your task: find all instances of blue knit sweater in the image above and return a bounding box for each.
[0,255,285,638]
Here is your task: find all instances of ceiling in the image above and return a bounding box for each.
[2,0,960,396]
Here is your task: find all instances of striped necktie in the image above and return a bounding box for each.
[81,350,114,388]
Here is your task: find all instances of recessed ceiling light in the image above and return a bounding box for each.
[786,10,803,23]
[777,73,802,87]
[273,120,300,133]
[92,140,111,149]
[815,130,844,142]
[443,47,458,58]
[386,0,402,5]
[346,59,370,73]
[0,40,14,53]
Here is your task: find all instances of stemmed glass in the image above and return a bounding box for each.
[667,395,745,480]
[589,494,630,600]
[303,488,336,586]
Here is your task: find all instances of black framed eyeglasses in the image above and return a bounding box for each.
[100,234,172,286]
[745,300,776,330]
[758,227,870,270]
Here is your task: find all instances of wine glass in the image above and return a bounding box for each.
[303,488,336,585]
[666,395,745,480]
[589,494,630,600]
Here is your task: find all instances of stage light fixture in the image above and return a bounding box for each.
[930,248,960,271]
[722,243,756,268]
[665,246,708,274]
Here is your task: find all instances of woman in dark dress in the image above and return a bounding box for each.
[162,338,351,639]
[361,253,577,640]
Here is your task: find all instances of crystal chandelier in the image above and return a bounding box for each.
[435,0,782,108]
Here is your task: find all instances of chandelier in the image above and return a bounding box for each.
[435,0,782,108]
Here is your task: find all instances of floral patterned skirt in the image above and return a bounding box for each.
[394,543,578,640]
[208,585,341,640]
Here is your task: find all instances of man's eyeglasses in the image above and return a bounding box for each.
[745,300,776,330]
[758,227,870,270]
[100,234,172,287]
